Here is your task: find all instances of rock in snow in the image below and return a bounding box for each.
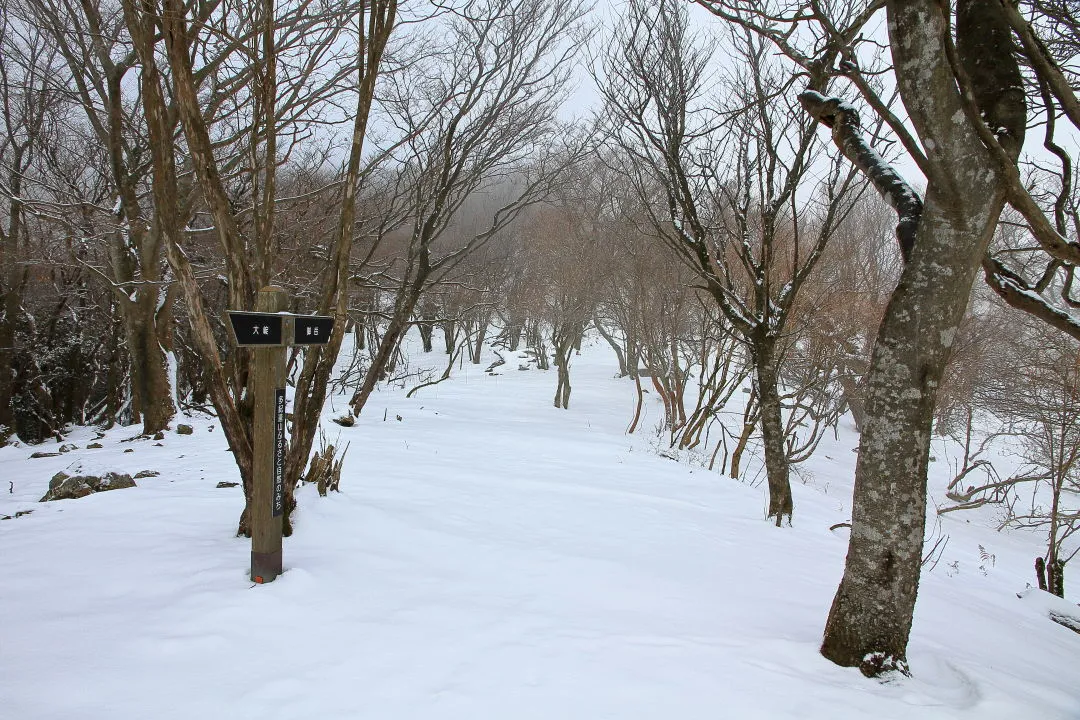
[40,472,135,502]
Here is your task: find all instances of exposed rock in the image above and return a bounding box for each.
[153,431,165,440]
[58,444,78,453]
[40,477,95,501]
[134,470,160,479]
[176,424,194,435]
[87,443,103,449]
[91,473,135,492]
[29,452,61,459]
[216,481,239,489]
[40,472,135,501]
[123,449,134,453]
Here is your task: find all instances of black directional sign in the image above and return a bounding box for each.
[228,312,284,346]
[293,315,334,345]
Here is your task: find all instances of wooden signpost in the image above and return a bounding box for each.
[228,287,333,583]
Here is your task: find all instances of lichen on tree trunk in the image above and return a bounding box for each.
[819,0,1023,676]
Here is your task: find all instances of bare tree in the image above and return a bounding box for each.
[694,0,1027,674]
[962,319,1080,597]
[599,0,862,525]
[810,1,1023,676]
[0,8,58,440]
[18,0,186,435]
[118,0,397,534]
[346,0,590,417]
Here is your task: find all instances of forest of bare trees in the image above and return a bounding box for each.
[3,0,1080,678]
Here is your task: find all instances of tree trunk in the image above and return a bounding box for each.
[123,288,175,435]
[470,311,491,364]
[821,192,1006,674]
[506,316,523,351]
[553,331,575,408]
[821,189,1003,673]
[819,0,1022,676]
[1036,556,1048,591]
[527,319,549,370]
[755,351,793,525]
[442,321,456,354]
[99,57,176,437]
[282,0,397,531]
[103,301,125,428]
[418,321,434,352]
[729,419,753,480]
[838,372,866,432]
[594,315,628,376]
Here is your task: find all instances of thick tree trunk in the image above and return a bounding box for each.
[819,0,1022,676]
[123,289,175,435]
[821,189,1003,673]
[553,325,583,409]
[99,61,175,437]
[283,0,397,530]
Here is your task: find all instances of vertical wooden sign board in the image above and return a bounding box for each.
[227,289,333,584]
[248,288,286,583]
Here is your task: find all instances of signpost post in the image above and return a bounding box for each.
[227,288,333,583]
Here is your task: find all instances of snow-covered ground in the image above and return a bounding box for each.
[2,336,1078,719]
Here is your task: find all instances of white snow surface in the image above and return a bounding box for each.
[2,335,1079,719]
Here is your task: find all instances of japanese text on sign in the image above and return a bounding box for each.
[273,388,286,517]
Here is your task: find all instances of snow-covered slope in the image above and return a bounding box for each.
[1,337,1077,719]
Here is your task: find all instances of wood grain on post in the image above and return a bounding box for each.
[251,287,287,582]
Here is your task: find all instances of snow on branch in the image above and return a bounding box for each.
[982,256,1080,342]
[798,90,923,262]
